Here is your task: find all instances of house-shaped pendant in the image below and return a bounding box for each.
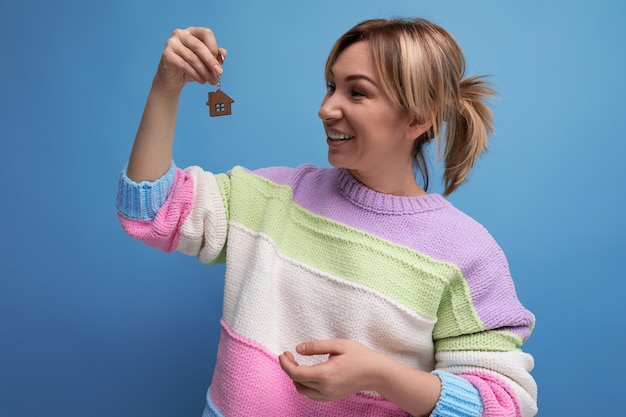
[207,89,234,117]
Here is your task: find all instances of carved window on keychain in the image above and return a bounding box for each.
[207,89,234,116]
[206,54,234,117]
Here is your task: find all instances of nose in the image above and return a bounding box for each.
[318,92,342,121]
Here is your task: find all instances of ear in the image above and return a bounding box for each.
[404,113,433,142]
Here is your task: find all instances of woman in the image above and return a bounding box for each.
[117,18,537,417]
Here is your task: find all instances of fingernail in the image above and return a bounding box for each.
[213,64,223,76]
[296,343,305,353]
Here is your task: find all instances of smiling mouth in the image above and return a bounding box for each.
[327,132,355,141]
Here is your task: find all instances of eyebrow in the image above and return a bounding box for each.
[329,70,378,87]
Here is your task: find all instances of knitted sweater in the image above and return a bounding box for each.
[116,163,538,417]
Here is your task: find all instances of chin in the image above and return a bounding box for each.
[327,154,351,169]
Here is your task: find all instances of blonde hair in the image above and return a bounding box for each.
[325,18,496,195]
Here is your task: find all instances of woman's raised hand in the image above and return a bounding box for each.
[153,27,227,94]
[126,27,226,181]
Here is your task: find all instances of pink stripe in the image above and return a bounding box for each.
[118,168,194,252]
[460,372,521,417]
[209,319,408,417]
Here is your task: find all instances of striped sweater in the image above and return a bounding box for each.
[116,162,537,417]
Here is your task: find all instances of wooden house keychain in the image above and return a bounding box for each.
[206,54,234,117]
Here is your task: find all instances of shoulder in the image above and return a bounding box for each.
[440,202,495,244]
[229,164,340,196]
[220,164,339,204]
[245,163,330,185]
[420,200,507,269]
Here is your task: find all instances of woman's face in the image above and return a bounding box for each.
[319,41,425,185]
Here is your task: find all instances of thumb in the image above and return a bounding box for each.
[296,339,346,356]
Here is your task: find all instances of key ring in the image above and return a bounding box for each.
[216,53,224,91]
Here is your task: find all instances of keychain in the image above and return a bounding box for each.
[206,54,234,117]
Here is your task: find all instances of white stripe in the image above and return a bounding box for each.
[222,221,437,370]
[178,167,228,264]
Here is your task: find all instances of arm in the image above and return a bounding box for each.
[429,244,537,417]
[126,27,226,182]
[116,28,230,260]
[279,340,444,417]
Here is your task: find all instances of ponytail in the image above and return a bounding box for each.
[442,75,495,196]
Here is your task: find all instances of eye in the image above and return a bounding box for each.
[326,83,336,94]
[350,90,366,98]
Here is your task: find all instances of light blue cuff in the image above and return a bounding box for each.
[430,371,483,417]
[116,161,177,220]
[202,386,226,417]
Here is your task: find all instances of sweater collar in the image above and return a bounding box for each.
[335,168,449,215]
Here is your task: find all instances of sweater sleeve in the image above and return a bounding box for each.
[430,242,538,417]
[116,162,229,264]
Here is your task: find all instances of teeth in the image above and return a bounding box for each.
[327,132,354,140]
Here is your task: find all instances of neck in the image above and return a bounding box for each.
[348,168,426,197]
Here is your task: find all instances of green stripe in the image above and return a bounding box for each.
[435,330,523,352]
[214,172,231,221]
[222,167,484,331]
[207,173,231,265]
[433,278,487,340]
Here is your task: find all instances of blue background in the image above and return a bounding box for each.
[2,1,624,416]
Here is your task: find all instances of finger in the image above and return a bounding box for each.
[163,34,214,84]
[162,51,209,85]
[296,339,347,356]
[293,382,327,401]
[184,27,224,78]
[283,351,298,365]
[218,47,228,61]
[279,353,325,385]
[281,361,328,383]
[278,351,301,377]
[171,29,219,83]
[279,352,326,385]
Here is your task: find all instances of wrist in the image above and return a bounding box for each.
[372,359,442,417]
[369,354,396,394]
[151,75,184,98]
